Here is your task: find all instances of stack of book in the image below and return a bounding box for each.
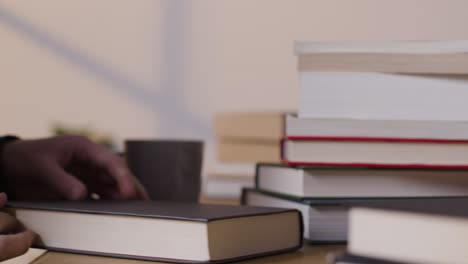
[243,40,468,243]
[203,112,288,200]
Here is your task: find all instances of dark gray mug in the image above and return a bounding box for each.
[125,140,203,202]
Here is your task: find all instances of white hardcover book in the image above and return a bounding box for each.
[299,72,468,121]
[295,40,468,54]
[256,164,468,198]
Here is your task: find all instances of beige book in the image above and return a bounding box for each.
[296,40,468,74]
[207,173,253,181]
[282,138,468,167]
[215,112,287,141]
[218,141,280,163]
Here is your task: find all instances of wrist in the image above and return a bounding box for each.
[0,135,20,193]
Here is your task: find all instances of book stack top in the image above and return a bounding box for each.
[282,40,468,168]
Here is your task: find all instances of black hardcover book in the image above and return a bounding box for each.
[7,201,302,263]
[242,188,468,244]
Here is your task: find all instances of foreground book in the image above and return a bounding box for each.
[6,201,302,263]
[256,163,468,198]
[345,197,468,264]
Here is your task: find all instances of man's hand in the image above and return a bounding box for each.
[0,193,36,261]
[0,136,148,200]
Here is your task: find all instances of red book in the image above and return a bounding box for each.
[281,136,468,169]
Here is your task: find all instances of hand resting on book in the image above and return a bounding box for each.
[0,193,36,261]
[0,136,148,200]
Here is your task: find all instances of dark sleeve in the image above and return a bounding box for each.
[0,135,20,192]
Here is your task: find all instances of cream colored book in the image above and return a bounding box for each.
[215,112,288,141]
[218,141,280,163]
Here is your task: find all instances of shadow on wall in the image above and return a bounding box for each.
[0,1,210,138]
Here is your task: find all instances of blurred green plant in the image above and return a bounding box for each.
[51,123,115,150]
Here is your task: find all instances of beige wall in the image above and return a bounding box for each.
[1,0,468,171]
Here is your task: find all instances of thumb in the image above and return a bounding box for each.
[0,193,6,207]
[45,164,88,200]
